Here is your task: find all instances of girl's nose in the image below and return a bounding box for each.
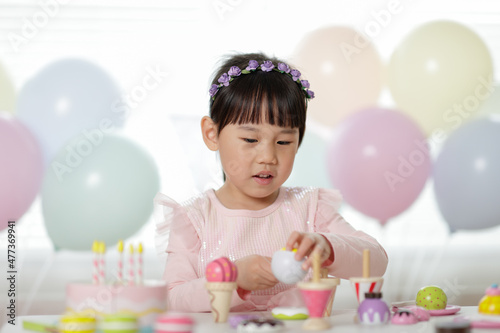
[257,144,278,165]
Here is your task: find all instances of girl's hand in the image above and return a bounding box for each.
[285,231,333,270]
[235,255,279,291]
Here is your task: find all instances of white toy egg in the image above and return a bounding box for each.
[271,249,307,284]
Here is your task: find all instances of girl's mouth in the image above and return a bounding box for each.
[253,174,274,185]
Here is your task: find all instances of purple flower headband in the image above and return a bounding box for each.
[209,60,315,100]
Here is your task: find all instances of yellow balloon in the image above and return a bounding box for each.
[388,20,494,136]
[0,61,16,114]
[292,26,383,128]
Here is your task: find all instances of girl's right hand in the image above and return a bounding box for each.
[235,255,279,291]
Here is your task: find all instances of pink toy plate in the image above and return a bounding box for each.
[427,305,461,316]
[470,320,500,329]
[391,302,460,316]
[454,315,500,329]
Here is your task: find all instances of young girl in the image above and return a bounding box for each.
[155,52,388,312]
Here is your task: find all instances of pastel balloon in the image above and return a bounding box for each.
[284,131,332,188]
[434,116,500,231]
[293,26,383,128]
[0,115,43,231]
[17,58,125,166]
[388,21,493,136]
[41,134,159,250]
[476,83,500,118]
[327,108,430,224]
[0,61,16,114]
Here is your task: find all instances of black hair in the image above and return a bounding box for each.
[209,52,308,146]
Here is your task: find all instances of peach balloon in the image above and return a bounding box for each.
[292,26,383,128]
[388,20,494,136]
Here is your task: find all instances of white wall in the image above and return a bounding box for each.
[1,0,500,325]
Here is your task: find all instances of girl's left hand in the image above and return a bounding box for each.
[285,231,332,270]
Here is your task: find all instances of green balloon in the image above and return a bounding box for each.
[42,133,160,251]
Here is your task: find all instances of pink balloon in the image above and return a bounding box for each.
[0,114,43,231]
[327,108,430,224]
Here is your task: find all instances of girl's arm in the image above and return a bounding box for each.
[314,188,388,278]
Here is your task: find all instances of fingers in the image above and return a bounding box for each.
[286,231,315,260]
[295,235,316,261]
[285,231,302,251]
[286,232,333,270]
[301,244,324,270]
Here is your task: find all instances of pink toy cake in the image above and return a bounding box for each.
[66,280,167,330]
[66,241,167,332]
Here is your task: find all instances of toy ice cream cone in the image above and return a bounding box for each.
[205,257,238,323]
[350,249,384,304]
[298,252,336,330]
[205,282,237,323]
[321,277,340,317]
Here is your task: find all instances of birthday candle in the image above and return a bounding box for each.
[137,243,143,285]
[129,244,135,285]
[92,240,99,285]
[117,240,124,284]
[99,241,106,284]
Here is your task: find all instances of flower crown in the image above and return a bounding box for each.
[209,60,315,100]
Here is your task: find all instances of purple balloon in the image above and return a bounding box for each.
[0,115,43,231]
[327,108,431,224]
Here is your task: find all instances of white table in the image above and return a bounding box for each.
[1,307,493,333]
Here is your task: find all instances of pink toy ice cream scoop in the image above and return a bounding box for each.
[206,257,238,282]
[205,257,238,323]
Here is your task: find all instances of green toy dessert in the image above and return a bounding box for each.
[416,286,447,310]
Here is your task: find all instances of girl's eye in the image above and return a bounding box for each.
[277,141,291,145]
[243,138,257,143]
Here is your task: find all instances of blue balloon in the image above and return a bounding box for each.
[17,59,125,166]
[434,116,500,231]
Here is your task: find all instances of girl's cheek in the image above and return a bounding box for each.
[225,159,243,177]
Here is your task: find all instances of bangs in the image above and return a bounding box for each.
[212,70,306,133]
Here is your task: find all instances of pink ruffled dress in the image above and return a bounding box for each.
[155,187,388,312]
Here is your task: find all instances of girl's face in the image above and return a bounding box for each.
[216,120,299,209]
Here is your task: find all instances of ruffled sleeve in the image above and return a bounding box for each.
[154,193,207,311]
[314,188,388,279]
[154,193,177,261]
[154,192,247,312]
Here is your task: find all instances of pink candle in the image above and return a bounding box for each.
[99,242,106,284]
[137,243,143,285]
[92,240,99,285]
[117,240,124,284]
[128,244,135,285]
